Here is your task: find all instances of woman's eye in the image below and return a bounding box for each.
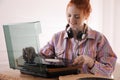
[75,15,80,19]
[68,14,71,17]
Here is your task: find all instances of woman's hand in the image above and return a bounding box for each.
[73,55,95,69]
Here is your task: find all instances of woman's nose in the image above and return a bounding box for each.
[70,17,76,24]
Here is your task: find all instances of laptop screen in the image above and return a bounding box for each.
[3,21,41,69]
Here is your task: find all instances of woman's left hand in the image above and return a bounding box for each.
[73,55,95,68]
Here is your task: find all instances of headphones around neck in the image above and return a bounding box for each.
[66,24,87,41]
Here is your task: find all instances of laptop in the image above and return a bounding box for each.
[3,21,79,77]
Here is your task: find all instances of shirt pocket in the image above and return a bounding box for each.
[55,47,65,58]
[85,50,97,59]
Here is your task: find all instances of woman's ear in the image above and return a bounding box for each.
[85,15,89,20]
[84,14,89,24]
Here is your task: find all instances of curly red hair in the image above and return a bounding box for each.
[67,0,92,18]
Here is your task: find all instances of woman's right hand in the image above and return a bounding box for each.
[73,55,95,69]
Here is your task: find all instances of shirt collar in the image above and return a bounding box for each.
[64,27,96,40]
[87,27,96,39]
[64,31,68,39]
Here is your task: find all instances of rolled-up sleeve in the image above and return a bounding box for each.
[89,35,117,77]
[39,34,56,58]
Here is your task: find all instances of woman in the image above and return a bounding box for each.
[40,0,117,77]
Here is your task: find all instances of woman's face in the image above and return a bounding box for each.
[66,4,87,31]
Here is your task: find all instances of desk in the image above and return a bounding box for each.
[0,62,114,80]
[0,68,58,80]
[1,68,114,80]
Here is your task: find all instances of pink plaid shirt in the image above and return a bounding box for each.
[40,27,117,77]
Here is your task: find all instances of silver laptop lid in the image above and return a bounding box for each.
[3,21,41,69]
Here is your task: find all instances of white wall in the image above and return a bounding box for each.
[0,0,69,51]
[102,0,114,46]
[89,0,103,32]
[0,0,120,62]
[102,0,120,62]
[0,0,102,50]
[114,0,120,62]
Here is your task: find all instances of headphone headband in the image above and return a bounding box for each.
[66,24,88,40]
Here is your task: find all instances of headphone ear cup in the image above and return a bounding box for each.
[77,32,86,41]
[81,34,86,39]
[67,27,73,39]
